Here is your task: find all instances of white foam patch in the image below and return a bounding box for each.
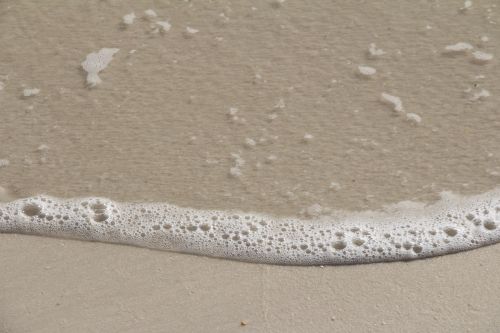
[380,92,404,113]
[444,42,473,53]
[22,88,40,97]
[1,189,499,265]
[122,12,136,26]
[81,48,119,88]
[471,51,494,64]
[155,21,171,33]
[358,65,376,77]
[368,43,385,57]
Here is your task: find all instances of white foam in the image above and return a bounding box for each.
[380,92,404,113]
[468,89,490,101]
[1,189,499,265]
[186,27,199,34]
[155,21,171,33]
[358,65,376,77]
[471,51,494,64]
[229,153,245,178]
[460,0,472,11]
[329,182,342,191]
[122,12,136,25]
[265,155,277,164]
[444,42,473,53]
[22,88,40,97]
[406,112,422,124]
[302,133,314,143]
[368,43,385,58]
[81,48,119,88]
[244,138,256,148]
[144,9,157,20]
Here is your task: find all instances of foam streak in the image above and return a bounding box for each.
[1,189,499,265]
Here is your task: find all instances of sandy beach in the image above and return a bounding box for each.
[1,0,499,331]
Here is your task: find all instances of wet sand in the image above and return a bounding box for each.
[1,0,499,331]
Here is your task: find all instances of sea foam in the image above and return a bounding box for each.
[0,189,499,265]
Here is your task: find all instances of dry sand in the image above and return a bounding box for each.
[0,0,499,332]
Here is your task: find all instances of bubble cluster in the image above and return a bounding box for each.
[1,189,499,265]
[81,48,119,88]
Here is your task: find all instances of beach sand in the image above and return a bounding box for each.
[0,0,499,331]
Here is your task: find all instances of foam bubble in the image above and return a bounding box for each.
[1,189,499,265]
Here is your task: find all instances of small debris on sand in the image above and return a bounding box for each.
[186,27,199,34]
[0,159,10,168]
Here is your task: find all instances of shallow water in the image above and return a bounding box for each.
[0,0,499,263]
[2,1,500,332]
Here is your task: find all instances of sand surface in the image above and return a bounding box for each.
[0,0,499,332]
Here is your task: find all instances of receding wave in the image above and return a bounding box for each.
[1,188,499,265]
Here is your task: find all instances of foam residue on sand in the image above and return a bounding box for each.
[81,48,119,88]
[1,189,499,265]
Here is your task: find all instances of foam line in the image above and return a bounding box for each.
[1,189,499,265]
